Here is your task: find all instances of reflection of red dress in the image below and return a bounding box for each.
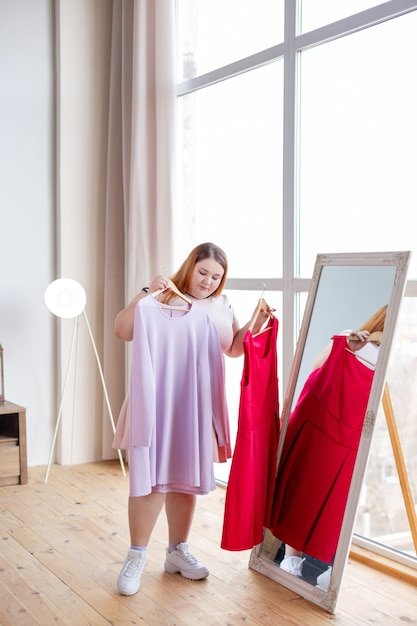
[221,316,279,551]
[267,335,374,563]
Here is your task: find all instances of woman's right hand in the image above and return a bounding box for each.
[115,275,167,341]
[149,275,169,293]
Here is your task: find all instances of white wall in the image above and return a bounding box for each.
[0,0,55,466]
[0,0,114,468]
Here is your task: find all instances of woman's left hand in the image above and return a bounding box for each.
[347,330,370,352]
[259,301,275,321]
[253,300,275,332]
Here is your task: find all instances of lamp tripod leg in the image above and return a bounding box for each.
[45,316,79,483]
[83,310,126,477]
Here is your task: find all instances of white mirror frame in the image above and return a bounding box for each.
[249,251,411,614]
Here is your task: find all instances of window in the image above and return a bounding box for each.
[177,62,283,278]
[178,0,284,80]
[177,0,417,565]
[300,0,382,33]
[298,12,417,277]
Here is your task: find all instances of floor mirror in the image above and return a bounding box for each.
[249,250,411,614]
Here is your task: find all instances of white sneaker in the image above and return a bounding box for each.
[279,556,305,577]
[117,548,147,595]
[164,542,209,580]
[316,566,332,591]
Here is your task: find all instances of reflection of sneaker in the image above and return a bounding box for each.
[316,566,332,591]
[117,549,147,595]
[279,556,305,577]
[164,542,209,580]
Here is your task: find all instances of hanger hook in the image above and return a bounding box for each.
[257,281,266,300]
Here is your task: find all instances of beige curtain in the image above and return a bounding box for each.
[102,0,177,457]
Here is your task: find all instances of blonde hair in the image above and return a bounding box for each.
[359,304,388,345]
[165,243,228,303]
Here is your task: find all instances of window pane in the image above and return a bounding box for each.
[354,297,417,560]
[178,61,283,278]
[300,0,381,33]
[178,0,284,80]
[215,289,283,484]
[298,12,417,278]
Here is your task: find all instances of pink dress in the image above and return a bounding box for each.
[221,316,280,550]
[118,295,231,497]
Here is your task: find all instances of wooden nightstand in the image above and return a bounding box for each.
[0,401,27,486]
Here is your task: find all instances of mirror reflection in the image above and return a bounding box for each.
[294,265,396,405]
[250,252,410,613]
[267,304,386,590]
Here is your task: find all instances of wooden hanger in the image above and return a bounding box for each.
[345,348,376,368]
[152,279,193,306]
[252,324,273,339]
[159,303,191,313]
[347,331,382,346]
[247,297,274,334]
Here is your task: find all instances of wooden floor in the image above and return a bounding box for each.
[1,461,416,626]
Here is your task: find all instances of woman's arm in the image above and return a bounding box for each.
[224,320,246,358]
[224,300,274,358]
[311,342,332,370]
[114,292,145,342]
[311,330,371,370]
[114,275,168,341]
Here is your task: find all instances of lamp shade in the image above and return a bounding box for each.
[44,278,87,319]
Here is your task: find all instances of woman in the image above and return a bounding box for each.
[271,305,387,585]
[113,242,273,596]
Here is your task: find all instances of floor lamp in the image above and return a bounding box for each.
[44,278,126,482]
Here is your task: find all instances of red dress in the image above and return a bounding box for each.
[221,316,279,550]
[267,335,374,563]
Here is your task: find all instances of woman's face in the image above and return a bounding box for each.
[188,258,224,299]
